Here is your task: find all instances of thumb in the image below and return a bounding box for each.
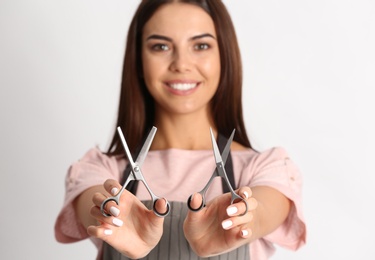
[186,193,206,221]
[153,198,170,218]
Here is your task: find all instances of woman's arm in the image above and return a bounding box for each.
[184,185,291,257]
[249,186,291,240]
[73,179,168,259]
[73,185,107,229]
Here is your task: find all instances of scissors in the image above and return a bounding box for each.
[100,126,170,218]
[187,128,248,216]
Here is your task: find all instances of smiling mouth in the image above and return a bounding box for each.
[168,83,198,91]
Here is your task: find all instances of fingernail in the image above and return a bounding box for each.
[243,191,249,199]
[241,229,249,237]
[111,187,118,195]
[226,206,238,216]
[222,220,233,229]
[104,229,113,235]
[112,218,123,227]
[110,206,120,217]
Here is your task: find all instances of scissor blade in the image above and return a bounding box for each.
[210,128,235,165]
[210,128,224,164]
[221,129,235,164]
[135,126,157,167]
[117,127,136,167]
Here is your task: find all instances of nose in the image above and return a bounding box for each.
[169,48,192,72]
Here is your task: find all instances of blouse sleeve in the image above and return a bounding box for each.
[241,147,306,251]
[54,147,122,243]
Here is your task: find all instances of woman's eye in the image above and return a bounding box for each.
[194,43,210,50]
[152,44,170,51]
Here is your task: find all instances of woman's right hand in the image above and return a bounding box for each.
[87,179,168,259]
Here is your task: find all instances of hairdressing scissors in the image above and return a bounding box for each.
[100,126,170,218]
[187,128,248,216]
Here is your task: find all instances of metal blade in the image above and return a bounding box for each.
[221,129,235,164]
[135,126,157,167]
[210,128,235,165]
[117,127,136,168]
[210,127,223,164]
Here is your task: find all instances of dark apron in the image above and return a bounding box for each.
[102,134,250,260]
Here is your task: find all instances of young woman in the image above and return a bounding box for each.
[55,1,306,259]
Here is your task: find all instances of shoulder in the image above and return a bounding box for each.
[231,141,288,157]
[71,147,126,175]
[231,141,248,151]
[79,147,123,162]
[231,146,297,178]
[232,144,289,160]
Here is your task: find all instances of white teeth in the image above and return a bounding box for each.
[169,83,197,90]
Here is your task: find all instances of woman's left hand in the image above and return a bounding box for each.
[183,186,258,257]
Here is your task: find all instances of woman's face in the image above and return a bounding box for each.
[142,3,221,117]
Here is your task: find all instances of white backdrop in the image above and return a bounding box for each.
[1,0,374,259]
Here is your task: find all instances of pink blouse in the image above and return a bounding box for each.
[55,147,306,260]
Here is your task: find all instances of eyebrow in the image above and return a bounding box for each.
[146,33,216,42]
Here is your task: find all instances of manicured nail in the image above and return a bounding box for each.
[111,187,118,195]
[243,191,249,199]
[110,206,120,217]
[226,206,238,216]
[112,218,123,227]
[222,220,233,229]
[104,229,113,235]
[241,229,249,237]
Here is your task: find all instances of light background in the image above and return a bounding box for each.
[0,0,374,259]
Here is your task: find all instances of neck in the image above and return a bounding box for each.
[151,111,217,150]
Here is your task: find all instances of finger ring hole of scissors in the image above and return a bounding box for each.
[153,200,171,217]
[231,197,248,217]
[187,194,205,212]
[100,198,119,217]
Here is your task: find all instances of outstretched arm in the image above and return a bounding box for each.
[183,185,291,257]
[73,179,168,259]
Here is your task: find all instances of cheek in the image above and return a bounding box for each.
[142,53,168,84]
[201,57,221,85]
[142,64,152,86]
[142,50,156,75]
[142,60,158,88]
[142,53,151,80]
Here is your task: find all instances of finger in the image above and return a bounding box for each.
[221,212,253,230]
[247,197,258,211]
[187,193,204,211]
[104,179,122,196]
[185,193,206,222]
[87,225,113,239]
[92,192,107,207]
[226,197,257,216]
[90,205,124,227]
[237,186,252,200]
[154,198,169,217]
[92,192,120,217]
[240,228,252,239]
[227,187,257,216]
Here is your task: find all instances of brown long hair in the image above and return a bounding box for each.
[107,0,252,155]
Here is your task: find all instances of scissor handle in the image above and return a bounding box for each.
[187,190,249,216]
[100,196,120,217]
[187,191,206,212]
[230,192,249,217]
[100,174,132,217]
[152,198,171,217]
[187,170,215,212]
[139,173,171,217]
[100,190,171,218]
